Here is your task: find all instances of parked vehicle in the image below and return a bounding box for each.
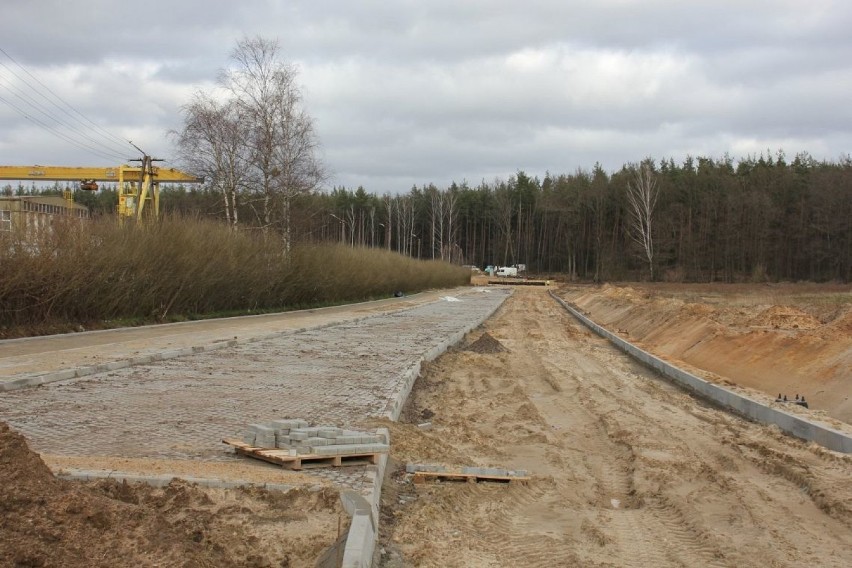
[495,266,518,277]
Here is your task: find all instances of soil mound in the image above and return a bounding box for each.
[0,421,338,567]
[827,307,852,334]
[749,305,821,330]
[465,332,507,354]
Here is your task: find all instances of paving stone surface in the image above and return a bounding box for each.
[0,289,509,490]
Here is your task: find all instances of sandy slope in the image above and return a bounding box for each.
[377,287,852,567]
[561,283,852,424]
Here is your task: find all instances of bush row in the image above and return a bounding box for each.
[0,216,470,334]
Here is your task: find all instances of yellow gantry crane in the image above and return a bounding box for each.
[0,156,203,221]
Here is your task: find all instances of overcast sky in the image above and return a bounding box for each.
[1,0,850,193]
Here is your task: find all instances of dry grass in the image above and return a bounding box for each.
[0,216,469,335]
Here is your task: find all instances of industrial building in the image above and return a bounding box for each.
[0,195,89,233]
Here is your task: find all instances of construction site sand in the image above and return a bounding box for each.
[0,422,346,568]
[43,455,327,486]
[561,282,852,424]
[377,287,852,567]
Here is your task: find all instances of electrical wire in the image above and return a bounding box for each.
[0,46,132,152]
[0,73,129,160]
[0,63,130,159]
[0,91,129,162]
[0,46,136,161]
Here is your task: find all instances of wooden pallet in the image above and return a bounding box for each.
[411,470,530,484]
[223,439,381,470]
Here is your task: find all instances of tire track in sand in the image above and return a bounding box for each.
[379,288,852,568]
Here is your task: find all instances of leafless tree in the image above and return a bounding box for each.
[429,185,445,259]
[382,195,394,250]
[626,162,659,280]
[173,93,249,229]
[445,186,460,263]
[220,36,324,247]
[493,181,515,266]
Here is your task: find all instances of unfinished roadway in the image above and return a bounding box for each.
[3,284,851,567]
[0,287,509,493]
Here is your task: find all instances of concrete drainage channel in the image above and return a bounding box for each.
[549,291,852,454]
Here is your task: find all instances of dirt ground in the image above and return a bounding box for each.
[377,286,852,567]
[560,282,852,424]
[0,422,346,568]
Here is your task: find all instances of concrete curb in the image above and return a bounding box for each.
[339,288,513,568]
[384,289,511,422]
[340,427,390,568]
[549,291,852,454]
[55,468,298,491]
[0,289,474,394]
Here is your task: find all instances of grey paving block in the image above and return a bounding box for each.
[270,419,306,430]
[0,287,512,497]
[406,464,446,473]
[313,443,389,456]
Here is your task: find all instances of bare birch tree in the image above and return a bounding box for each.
[382,194,394,250]
[173,94,249,229]
[221,37,324,247]
[626,162,659,280]
[429,185,445,259]
[445,186,460,263]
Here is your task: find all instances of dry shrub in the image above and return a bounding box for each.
[0,216,470,332]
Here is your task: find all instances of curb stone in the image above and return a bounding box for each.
[549,291,852,454]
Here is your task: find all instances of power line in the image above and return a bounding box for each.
[0,46,132,151]
[0,46,137,160]
[0,68,130,159]
[0,91,129,161]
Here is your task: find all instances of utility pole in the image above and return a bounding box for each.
[123,142,165,222]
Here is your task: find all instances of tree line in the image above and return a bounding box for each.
[296,152,851,283]
[9,150,846,283]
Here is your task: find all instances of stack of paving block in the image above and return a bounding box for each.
[243,419,389,456]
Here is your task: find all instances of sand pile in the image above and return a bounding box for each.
[465,332,507,354]
[0,421,340,567]
[826,306,852,335]
[749,305,822,330]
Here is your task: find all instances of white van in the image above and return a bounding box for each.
[495,266,518,277]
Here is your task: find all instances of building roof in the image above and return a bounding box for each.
[0,195,89,211]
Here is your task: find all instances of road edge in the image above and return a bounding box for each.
[340,288,513,568]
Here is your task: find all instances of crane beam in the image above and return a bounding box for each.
[0,165,203,183]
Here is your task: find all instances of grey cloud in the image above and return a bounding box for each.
[1,1,851,193]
